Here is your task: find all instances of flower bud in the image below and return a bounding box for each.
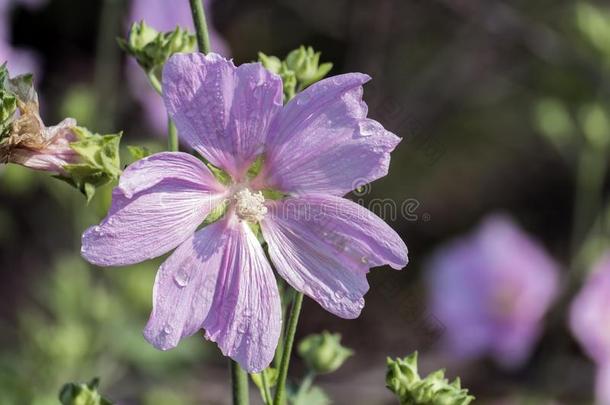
[297,331,353,374]
[386,352,474,405]
[0,66,122,201]
[285,46,333,89]
[59,377,112,405]
[119,21,196,72]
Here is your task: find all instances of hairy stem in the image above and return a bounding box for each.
[273,292,304,405]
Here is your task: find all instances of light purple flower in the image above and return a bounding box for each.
[426,215,560,369]
[569,253,610,404]
[81,52,408,372]
[126,0,229,133]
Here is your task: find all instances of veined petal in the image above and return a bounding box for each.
[118,151,226,197]
[202,215,282,372]
[261,194,408,319]
[143,218,228,350]
[163,52,283,179]
[258,73,401,196]
[81,153,226,266]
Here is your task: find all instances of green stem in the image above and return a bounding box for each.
[293,371,316,405]
[146,71,179,151]
[230,360,250,405]
[273,291,304,405]
[261,370,273,405]
[146,70,162,95]
[188,0,212,53]
[167,120,179,151]
[570,144,607,274]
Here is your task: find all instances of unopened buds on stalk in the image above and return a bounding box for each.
[0,64,122,201]
[298,331,353,374]
[259,46,332,102]
[386,352,474,405]
[119,21,196,73]
[59,377,112,405]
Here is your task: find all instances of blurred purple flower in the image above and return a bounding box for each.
[127,0,229,133]
[0,0,45,76]
[426,215,560,369]
[569,253,610,404]
[81,52,408,372]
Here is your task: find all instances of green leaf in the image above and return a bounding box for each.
[292,386,331,405]
[202,200,228,225]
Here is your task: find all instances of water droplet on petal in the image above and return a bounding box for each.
[358,120,382,137]
[173,268,190,288]
[162,323,173,335]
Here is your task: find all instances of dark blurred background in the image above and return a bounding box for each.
[1,0,609,403]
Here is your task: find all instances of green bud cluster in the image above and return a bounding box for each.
[59,377,112,405]
[259,46,333,102]
[298,331,353,374]
[118,21,196,73]
[62,127,122,202]
[386,352,474,405]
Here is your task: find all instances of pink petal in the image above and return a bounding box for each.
[258,73,401,196]
[261,194,408,319]
[202,215,282,372]
[163,52,283,180]
[143,218,228,350]
[81,153,226,266]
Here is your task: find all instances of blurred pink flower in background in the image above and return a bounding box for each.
[569,253,610,405]
[127,0,229,133]
[0,0,45,75]
[426,215,560,369]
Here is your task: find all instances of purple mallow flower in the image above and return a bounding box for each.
[127,0,229,133]
[569,253,610,404]
[426,215,560,368]
[81,52,408,372]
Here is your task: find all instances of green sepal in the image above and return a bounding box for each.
[202,200,228,226]
[261,188,287,201]
[59,377,113,405]
[258,52,282,74]
[61,127,122,202]
[207,162,232,185]
[298,331,353,375]
[126,145,151,161]
[251,367,278,390]
[386,352,475,405]
[247,154,265,179]
[285,46,333,90]
[118,21,196,72]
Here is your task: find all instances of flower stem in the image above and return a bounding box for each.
[167,120,178,152]
[230,359,250,405]
[188,0,212,53]
[273,291,304,405]
[261,370,273,405]
[146,70,179,151]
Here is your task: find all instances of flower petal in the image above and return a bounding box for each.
[163,52,283,179]
[143,218,228,350]
[261,194,408,319]
[81,153,226,266]
[202,215,282,372]
[259,73,401,196]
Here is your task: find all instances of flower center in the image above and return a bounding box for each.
[233,188,267,222]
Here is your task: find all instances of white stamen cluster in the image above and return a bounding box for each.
[234,188,267,222]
